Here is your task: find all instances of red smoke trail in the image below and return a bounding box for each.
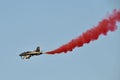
[46,9,120,54]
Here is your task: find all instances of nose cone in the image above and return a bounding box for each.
[19,52,27,56]
[19,53,23,56]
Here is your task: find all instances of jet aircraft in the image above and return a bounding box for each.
[19,46,43,59]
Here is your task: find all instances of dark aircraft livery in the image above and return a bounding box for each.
[19,46,43,59]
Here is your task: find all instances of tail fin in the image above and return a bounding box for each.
[35,46,40,52]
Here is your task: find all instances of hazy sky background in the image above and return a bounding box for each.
[0,0,120,80]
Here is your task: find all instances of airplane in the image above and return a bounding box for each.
[19,46,43,59]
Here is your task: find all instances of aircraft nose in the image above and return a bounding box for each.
[19,53,22,56]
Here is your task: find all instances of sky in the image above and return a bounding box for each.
[0,0,120,80]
